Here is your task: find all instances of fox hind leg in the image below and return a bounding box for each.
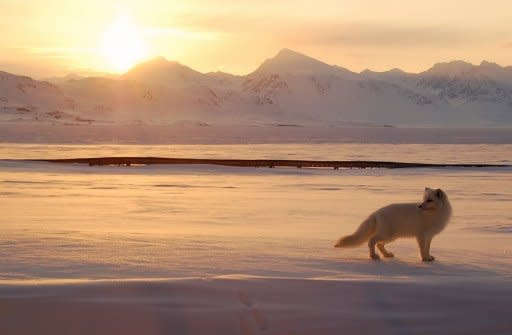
[377,243,394,258]
[368,237,381,260]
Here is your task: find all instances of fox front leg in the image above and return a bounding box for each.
[425,236,435,261]
[417,235,435,262]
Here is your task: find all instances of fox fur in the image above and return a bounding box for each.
[335,187,452,261]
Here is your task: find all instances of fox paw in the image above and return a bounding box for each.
[383,252,394,258]
[422,256,435,262]
[370,254,381,261]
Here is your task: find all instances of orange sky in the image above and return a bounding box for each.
[1,0,511,77]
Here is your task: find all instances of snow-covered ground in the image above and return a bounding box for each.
[1,144,511,334]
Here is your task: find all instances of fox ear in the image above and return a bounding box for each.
[436,189,443,198]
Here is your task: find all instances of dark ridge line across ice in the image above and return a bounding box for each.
[14,157,512,169]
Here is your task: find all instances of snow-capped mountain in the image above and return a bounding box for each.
[253,48,356,77]
[0,71,85,123]
[1,49,511,126]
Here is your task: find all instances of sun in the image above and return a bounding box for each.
[101,15,148,73]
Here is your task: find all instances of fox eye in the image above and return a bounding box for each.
[426,199,433,203]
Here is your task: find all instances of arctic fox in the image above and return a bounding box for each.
[334,187,452,261]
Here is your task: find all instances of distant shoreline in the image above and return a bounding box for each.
[14,157,511,169]
[1,124,512,144]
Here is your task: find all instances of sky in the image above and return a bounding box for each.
[0,0,511,78]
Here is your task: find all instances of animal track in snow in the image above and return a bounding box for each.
[238,289,269,335]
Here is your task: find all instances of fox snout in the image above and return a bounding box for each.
[419,201,435,210]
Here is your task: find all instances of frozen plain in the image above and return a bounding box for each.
[1,143,511,334]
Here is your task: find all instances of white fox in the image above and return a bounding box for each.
[335,187,452,261]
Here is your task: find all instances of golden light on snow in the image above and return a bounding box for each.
[101,15,149,73]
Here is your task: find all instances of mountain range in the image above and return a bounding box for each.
[1,48,512,127]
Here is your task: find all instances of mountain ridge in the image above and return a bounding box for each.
[1,49,511,127]
[123,50,512,79]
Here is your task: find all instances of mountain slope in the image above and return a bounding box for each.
[252,48,355,77]
[0,71,82,123]
[1,50,511,126]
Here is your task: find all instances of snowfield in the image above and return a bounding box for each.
[1,144,511,334]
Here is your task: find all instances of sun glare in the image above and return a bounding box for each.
[101,15,148,73]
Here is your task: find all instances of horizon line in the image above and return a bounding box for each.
[2,48,511,80]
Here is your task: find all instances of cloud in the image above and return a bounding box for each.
[286,23,472,47]
[27,47,96,56]
[169,14,264,34]
[0,46,99,78]
[142,27,224,41]
[0,59,63,78]
[2,46,95,58]
[167,13,492,49]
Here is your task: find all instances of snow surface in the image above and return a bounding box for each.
[1,144,511,334]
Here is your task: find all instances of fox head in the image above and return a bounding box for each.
[419,187,446,211]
